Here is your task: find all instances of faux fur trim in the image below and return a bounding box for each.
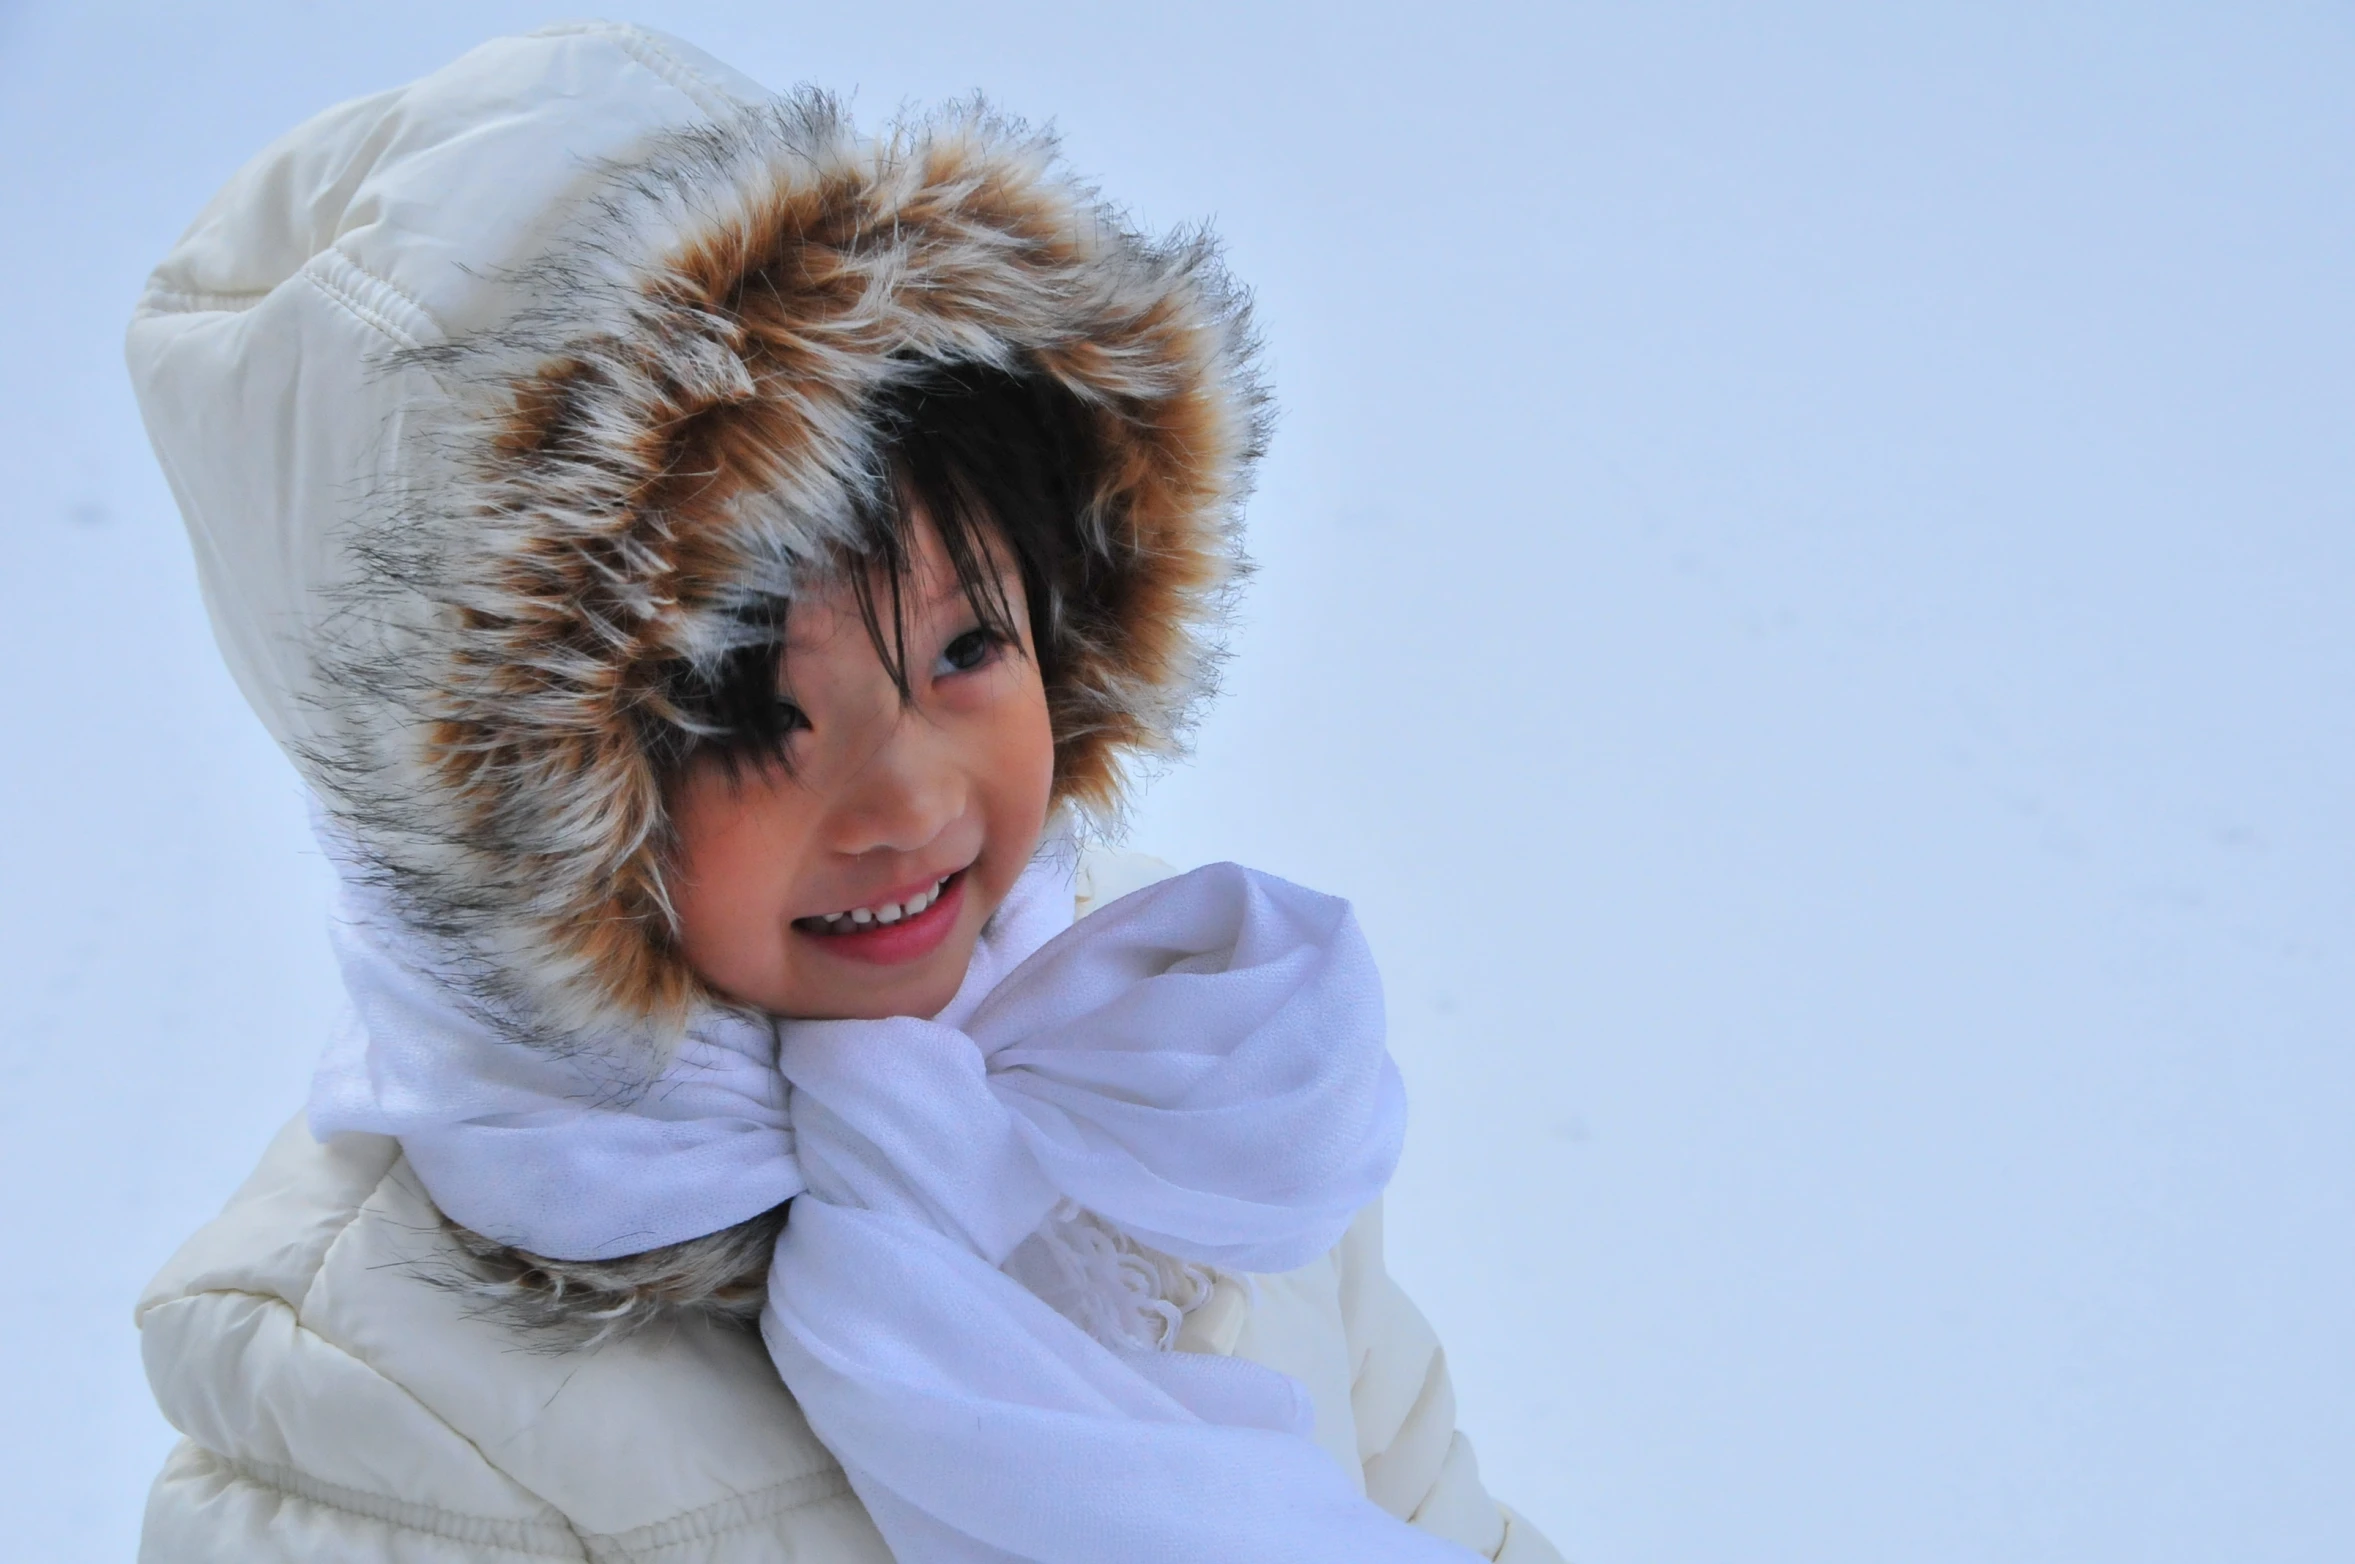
[437,1205,785,1350]
[439,1198,1221,1353]
[312,91,1266,1040]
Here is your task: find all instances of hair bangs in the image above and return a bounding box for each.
[655,362,1098,782]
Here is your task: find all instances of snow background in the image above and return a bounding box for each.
[1,3,2348,1559]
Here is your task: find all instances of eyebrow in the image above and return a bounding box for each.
[780,568,990,651]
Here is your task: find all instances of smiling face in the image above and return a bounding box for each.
[665,511,1057,1021]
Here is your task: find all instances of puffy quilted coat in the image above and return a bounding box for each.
[125,21,1565,1562]
[136,852,1561,1563]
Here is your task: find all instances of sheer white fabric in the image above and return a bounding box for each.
[312,840,1473,1563]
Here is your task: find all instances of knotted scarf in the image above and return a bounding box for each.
[311,837,1475,1563]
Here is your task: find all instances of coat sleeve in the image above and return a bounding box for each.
[1336,1204,1568,1563]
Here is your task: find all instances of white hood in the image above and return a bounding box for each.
[129,23,766,759]
[127,22,1263,1038]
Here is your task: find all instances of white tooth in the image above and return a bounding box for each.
[909,887,934,913]
[875,902,904,924]
[850,907,873,925]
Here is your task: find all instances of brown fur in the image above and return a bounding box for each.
[325,92,1264,1047]
[436,1204,788,1349]
[317,93,1264,1327]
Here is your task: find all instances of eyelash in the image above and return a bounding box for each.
[936,626,1005,675]
[768,628,1003,737]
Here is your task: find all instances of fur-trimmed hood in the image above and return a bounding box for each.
[130,23,1264,1037]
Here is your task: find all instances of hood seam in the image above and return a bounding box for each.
[306,248,440,349]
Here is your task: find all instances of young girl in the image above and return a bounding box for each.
[128,24,1562,1564]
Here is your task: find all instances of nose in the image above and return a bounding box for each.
[828,711,969,860]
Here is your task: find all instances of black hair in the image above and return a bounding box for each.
[659,362,1100,777]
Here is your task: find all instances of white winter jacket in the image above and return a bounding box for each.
[126,22,1564,1562]
[136,852,1560,1564]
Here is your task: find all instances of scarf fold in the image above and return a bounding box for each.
[311,841,1474,1563]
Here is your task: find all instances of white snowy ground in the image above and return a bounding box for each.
[1,4,2348,1560]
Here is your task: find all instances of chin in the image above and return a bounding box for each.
[786,917,985,1022]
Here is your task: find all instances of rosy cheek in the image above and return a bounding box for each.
[993,693,1058,873]
[668,763,799,996]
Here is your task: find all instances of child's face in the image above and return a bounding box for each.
[666,514,1056,1021]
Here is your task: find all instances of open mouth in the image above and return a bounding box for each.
[792,869,969,965]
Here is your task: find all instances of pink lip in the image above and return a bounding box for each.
[794,872,968,967]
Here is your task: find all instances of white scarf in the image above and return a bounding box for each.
[311,838,1475,1563]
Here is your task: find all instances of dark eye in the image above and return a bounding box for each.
[937,628,998,675]
[774,698,812,735]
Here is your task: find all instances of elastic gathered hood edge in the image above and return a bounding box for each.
[127,24,1268,1041]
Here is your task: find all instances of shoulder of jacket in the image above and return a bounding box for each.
[140,1112,401,1322]
[139,1116,883,1554]
[1072,844,1180,919]
[139,1117,569,1536]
